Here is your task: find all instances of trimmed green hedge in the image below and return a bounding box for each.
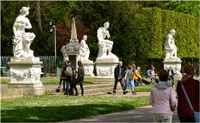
[134,7,199,60]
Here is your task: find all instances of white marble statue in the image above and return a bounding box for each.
[97,22,118,61]
[79,35,91,62]
[12,6,36,61]
[164,29,177,59]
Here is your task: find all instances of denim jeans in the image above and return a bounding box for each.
[128,79,135,92]
[121,79,127,92]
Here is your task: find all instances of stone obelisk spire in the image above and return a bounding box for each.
[70,17,78,42]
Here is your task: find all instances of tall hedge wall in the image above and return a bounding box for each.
[134,7,199,60]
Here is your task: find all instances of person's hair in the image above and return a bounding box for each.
[182,64,194,76]
[128,65,132,69]
[158,69,168,81]
[78,61,83,67]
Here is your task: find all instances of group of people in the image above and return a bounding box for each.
[150,64,199,123]
[58,60,85,96]
[113,61,143,95]
[113,61,199,122]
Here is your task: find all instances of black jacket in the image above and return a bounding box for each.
[114,65,125,80]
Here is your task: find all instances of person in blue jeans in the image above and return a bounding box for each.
[124,65,136,95]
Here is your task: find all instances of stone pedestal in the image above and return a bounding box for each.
[95,59,118,78]
[163,57,182,78]
[8,58,44,96]
[82,62,94,77]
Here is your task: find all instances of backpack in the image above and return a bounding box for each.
[126,70,133,79]
[146,69,150,77]
[65,66,73,76]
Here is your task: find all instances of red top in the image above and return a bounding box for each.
[176,78,199,117]
[60,65,66,79]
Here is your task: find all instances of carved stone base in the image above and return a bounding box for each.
[82,62,94,77]
[8,83,44,96]
[8,59,44,96]
[95,60,118,78]
[163,58,182,76]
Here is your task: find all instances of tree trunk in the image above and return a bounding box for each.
[36,1,43,32]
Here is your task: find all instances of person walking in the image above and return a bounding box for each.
[57,63,66,92]
[134,66,142,86]
[65,61,74,95]
[168,66,175,86]
[124,65,136,95]
[176,64,199,122]
[150,65,156,84]
[74,61,85,96]
[150,69,177,123]
[113,61,126,95]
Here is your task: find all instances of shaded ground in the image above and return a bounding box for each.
[67,105,180,123]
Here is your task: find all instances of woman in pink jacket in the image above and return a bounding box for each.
[150,69,177,123]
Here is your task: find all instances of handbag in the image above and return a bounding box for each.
[181,82,200,122]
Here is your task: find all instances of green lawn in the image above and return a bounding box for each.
[0,76,94,85]
[1,95,149,122]
[135,85,152,92]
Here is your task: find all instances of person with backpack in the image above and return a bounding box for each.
[124,65,136,95]
[74,61,85,96]
[65,61,74,95]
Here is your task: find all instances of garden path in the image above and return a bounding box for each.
[66,105,180,122]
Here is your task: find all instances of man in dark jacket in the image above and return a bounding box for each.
[113,61,126,95]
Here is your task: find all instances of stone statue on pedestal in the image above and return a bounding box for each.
[8,6,44,96]
[164,29,177,59]
[96,22,119,62]
[95,22,119,78]
[12,7,36,61]
[79,35,92,63]
[163,29,182,77]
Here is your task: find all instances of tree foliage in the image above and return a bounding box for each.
[1,1,199,68]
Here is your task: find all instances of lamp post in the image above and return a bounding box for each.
[50,22,57,73]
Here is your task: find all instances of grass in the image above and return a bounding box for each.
[0,77,10,84]
[1,95,149,122]
[135,85,152,92]
[0,76,94,85]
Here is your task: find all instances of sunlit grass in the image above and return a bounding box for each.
[1,95,149,122]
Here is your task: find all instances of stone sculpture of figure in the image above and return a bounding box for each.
[164,29,177,59]
[12,6,36,61]
[97,22,115,57]
[79,35,92,62]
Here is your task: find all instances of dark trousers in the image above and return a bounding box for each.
[178,116,195,122]
[74,77,84,96]
[134,78,142,86]
[113,79,123,93]
[59,79,66,91]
